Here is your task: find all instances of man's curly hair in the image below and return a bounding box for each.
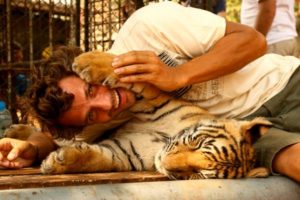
[23,46,133,140]
[24,46,83,138]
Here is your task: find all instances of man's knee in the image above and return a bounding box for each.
[273,142,300,182]
[254,128,300,175]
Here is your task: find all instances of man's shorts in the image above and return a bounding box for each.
[267,38,299,57]
[244,65,300,173]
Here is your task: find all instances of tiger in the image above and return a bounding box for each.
[15,50,271,179]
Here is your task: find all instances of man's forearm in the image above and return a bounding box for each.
[176,21,267,87]
[255,0,276,36]
[27,131,56,162]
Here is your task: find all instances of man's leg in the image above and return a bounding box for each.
[254,127,300,182]
[244,64,300,182]
[267,38,299,57]
[273,143,300,182]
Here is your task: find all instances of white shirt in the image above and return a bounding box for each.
[109,1,300,118]
[180,54,300,118]
[240,0,297,45]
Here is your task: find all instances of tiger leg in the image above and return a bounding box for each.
[41,142,127,174]
[72,51,116,84]
[156,150,214,179]
[72,51,164,100]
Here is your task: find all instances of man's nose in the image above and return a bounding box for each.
[89,88,112,111]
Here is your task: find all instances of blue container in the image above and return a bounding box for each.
[0,101,12,137]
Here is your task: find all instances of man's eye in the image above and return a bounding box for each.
[87,110,95,123]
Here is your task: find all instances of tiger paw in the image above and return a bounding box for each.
[41,142,91,174]
[72,50,117,84]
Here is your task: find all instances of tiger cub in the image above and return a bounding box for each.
[39,50,271,179]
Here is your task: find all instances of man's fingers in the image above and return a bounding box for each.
[112,51,157,68]
[114,64,152,75]
[0,159,10,167]
[0,138,28,161]
[7,149,19,161]
[0,158,26,169]
[7,141,29,161]
[0,151,9,161]
[119,74,153,83]
[0,138,35,169]
[0,138,13,151]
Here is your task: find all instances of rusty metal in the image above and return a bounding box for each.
[69,0,76,46]
[75,0,80,46]
[49,0,53,51]
[84,0,89,51]
[28,0,33,76]
[0,0,82,122]
[5,0,12,111]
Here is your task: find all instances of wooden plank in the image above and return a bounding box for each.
[0,167,41,176]
[0,168,169,190]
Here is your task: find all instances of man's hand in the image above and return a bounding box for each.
[0,138,37,168]
[112,51,185,92]
[273,142,300,182]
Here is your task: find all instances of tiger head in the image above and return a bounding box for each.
[155,117,271,180]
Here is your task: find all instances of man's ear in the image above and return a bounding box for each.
[241,117,272,145]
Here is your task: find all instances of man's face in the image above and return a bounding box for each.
[58,75,136,126]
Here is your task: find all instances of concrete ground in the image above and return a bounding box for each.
[1,175,299,200]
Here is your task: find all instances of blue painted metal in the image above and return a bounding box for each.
[0,176,299,200]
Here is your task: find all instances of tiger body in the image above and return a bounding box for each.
[36,51,271,179]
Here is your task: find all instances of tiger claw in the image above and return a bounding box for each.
[71,62,77,71]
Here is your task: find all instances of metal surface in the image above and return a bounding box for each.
[0,176,299,200]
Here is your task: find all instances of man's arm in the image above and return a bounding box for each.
[255,0,276,36]
[27,131,57,163]
[0,131,56,168]
[174,21,267,88]
[273,143,300,182]
[112,21,267,91]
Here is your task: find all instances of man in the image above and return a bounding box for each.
[2,2,293,179]
[241,0,298,56]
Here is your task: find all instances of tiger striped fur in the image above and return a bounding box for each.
[37,51,271,179]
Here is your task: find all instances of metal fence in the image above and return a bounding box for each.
[0,0,214,123]
[0,0,128,122]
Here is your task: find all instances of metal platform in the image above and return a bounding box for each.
[0,168,299,200]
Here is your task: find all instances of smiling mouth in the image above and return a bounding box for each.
[112,89,121,109]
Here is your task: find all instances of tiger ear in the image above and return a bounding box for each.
[241,117,272,131]
[241,117,272,144]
